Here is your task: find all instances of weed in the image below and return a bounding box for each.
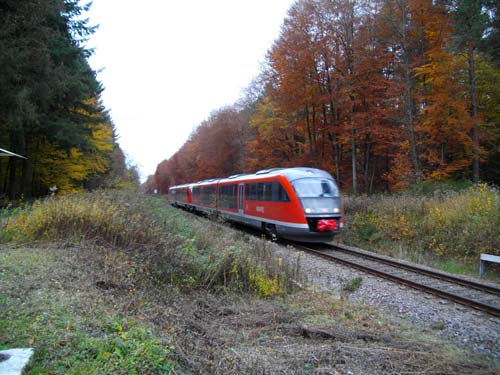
[341,277,363,293]
[352,212,380,241]
[431,259,473,275]
[64,317,176,375]
[431,321,447,330]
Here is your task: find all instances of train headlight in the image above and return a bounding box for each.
[305,208,312,213]
[333,207,340,213]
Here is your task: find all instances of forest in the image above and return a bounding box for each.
[151,0,500,194]
[0,0,138,202]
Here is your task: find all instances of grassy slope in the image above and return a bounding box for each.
[1,191,499,374]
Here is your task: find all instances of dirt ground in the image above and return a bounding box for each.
[2,242,499,374]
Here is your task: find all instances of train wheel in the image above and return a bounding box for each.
[264,223,278,242]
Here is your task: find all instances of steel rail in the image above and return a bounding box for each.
[326,243,500,296]
[289,242,500,318]
[175,204,500,316]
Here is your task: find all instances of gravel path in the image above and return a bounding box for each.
[271,241,500,360]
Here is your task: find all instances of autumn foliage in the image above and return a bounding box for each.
[153,0,499,194]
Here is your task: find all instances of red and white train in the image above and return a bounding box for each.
[168,167,343,242]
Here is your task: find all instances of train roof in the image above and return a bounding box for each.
[170,168,336,189]
[218,167,335,184]
[168,183,191,190]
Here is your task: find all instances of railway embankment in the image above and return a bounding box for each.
[1,191,499,374]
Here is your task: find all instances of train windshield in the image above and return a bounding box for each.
[293,178,340,215]
[293,178,339,198]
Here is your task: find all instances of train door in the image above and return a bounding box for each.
[238,183,244,215]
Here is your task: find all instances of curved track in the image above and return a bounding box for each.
[288,242,500,317]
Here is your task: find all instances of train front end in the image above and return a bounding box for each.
[279,168,343,242]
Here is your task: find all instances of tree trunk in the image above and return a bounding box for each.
[326,71,341,182]
[364,134,371,193]
[22,134,33,197]
[1,157,8,195]
[311,104,318,166]
[401,0,421,184]
[346,3,357,193]
[7,156,18,200]
[350,95,358,194]
[305,105,317,166]
[7,134,23,200]
[467,44,480,183]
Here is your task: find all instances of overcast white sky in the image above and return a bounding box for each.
[86,0,294,181]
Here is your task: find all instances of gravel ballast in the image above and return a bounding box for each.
[271,241,500,360]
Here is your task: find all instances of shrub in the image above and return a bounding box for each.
[1,191,301,297]
[342,184,500,269]
[420,184,500,259]
[1,191,166,249]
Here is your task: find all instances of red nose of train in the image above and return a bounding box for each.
[316,219,338,232]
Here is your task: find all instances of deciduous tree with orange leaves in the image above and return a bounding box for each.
[151,0,499,195]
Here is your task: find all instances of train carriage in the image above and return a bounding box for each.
[168,184,192,208]
[168,167,343,242]
[190,179,218,214]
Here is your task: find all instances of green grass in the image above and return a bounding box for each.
[431,259,476,275]
[0,247,178,374]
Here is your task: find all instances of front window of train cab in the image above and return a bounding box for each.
[292,178,341,215]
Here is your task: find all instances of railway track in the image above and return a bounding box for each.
[288,241,500,318]
[183,209,500,317]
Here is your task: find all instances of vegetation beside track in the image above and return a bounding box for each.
[342,183,500,279]
[1,191,299,296]
[1,191,499,373]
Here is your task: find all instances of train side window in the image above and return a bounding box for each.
[201,187,206,203]
[273,182,290,202]
[219,186,225,206]
[271,183,279,201]
[263,182,273,201]
[256,183,264,200]
[246,183,257,200]
[204,186,216,205]
[210,187,216,204]
[223,188,226,204]
[219,184,237,208]
[232,185,238,207]
[245,182,289,201]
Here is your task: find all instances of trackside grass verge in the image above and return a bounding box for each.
[1,191,300,296]
[341,184,500,280]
